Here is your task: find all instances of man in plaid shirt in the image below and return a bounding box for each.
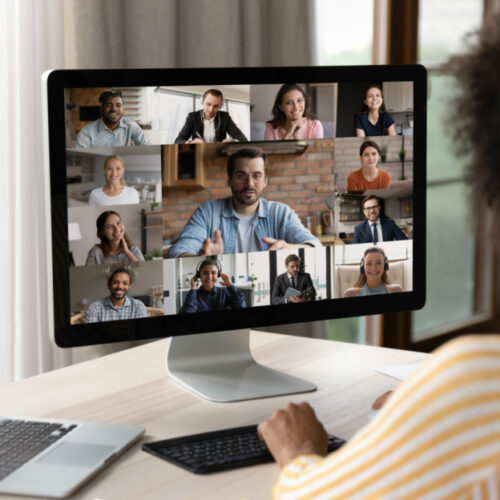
[85,268,148,323]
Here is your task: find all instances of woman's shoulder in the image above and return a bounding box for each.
[123,186,139,196]
[387,284,403,293]
[381,111,394,122]
[348,169,362,179]
[344,287,361,298]
[378,169,391,180]
[88,245,103,256]
[307,118,324,136]
[88,187,104,203]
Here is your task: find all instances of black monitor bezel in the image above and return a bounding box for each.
[45,65,426,347]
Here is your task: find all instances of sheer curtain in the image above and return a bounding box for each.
[0,0,317,385]
[65,0,316,68]
[0,0,73,384]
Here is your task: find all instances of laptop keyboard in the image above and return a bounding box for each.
[0,419,77,480]
[142,424,345,474]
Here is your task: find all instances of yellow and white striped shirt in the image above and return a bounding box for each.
[274,335,500,500]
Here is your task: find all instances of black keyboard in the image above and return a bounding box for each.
[142,424,345,474]
[0,419,77,481]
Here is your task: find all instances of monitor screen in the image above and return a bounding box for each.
[44,66,426,349]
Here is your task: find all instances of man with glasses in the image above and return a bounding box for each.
[352,195,407,244]
[167,147,320,257]
[76,89,152,148]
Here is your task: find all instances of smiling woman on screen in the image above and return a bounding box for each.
[89,155,140,206]
[265,84,323,140]
[86,211,144,265]
[354,84,396,137]
[347,140,391,191]
[343,247,402,297]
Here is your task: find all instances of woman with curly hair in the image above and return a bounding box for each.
[259,13,500,499]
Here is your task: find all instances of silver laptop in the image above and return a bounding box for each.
[0,416,144,498]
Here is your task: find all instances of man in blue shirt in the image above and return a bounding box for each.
[85,268,148,323]
[76,89,152,148]
[180,259,246,313]
[167,147,321,257]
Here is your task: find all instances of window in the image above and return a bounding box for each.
[412,0,484,342]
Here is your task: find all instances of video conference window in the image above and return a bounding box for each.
[64,80,416,325]
[334,240,412,298]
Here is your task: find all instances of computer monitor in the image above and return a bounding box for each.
[43,65,426,402]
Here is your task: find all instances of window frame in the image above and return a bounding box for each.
[379,0,499,351]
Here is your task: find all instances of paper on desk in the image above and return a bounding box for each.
[375,361,422,381]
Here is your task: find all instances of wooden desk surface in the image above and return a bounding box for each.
[0,331,428,500]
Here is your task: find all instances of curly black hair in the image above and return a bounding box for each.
[446,14,500,239]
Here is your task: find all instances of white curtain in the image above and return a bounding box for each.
[0,0,72,384]
[65,0,316,68]
[0,0,318,385]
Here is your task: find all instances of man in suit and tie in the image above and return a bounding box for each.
[352,195,408,244]
[271,254,316,305]
[174,89,248,144]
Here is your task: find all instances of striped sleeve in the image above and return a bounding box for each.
[274,335,500,500]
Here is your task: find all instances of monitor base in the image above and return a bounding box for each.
[165,329,316,402]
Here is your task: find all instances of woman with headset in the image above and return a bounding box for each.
[265,83,324,140]
[343,247,402,297]
[180,259,246,313]
[85,210,144,265]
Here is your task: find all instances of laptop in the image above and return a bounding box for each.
[0,416,144,498]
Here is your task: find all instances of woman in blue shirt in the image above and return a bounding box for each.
[354,85,396,137]
[180,259,246,313]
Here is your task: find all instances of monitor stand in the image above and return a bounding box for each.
[165,329,316,402]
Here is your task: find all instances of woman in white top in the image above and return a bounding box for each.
[89,155,140,206]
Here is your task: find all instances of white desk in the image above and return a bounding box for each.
[0,331,428,500]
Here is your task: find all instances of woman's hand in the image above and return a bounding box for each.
[258,402,328,468]
[372,391,393,410]
[219,273,232,287]
[190,275,199,290]
[284,118,306,140]
[120,237,138,262]
[291,117,306,138]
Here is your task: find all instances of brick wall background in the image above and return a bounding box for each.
[334,135,413,190]
[162,139,335,242]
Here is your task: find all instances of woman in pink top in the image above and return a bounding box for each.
[347,140,391,191]
[265,84,323,140]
